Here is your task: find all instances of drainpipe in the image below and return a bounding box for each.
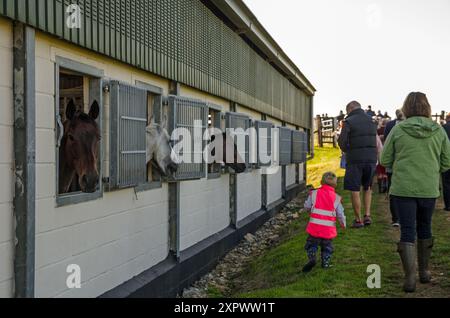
[13,22,36,298]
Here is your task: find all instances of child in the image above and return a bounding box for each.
[302,172,346,272]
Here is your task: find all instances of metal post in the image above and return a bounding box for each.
[281,122,286,198]
[316,115,322,148]
[261,114,267,209]
[13,22,36,298]
[229,101,238,226]
[168,81,180,259]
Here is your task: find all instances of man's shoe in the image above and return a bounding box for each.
[351,220,364,229]
[364,215,372,226]
[391,222,400,228]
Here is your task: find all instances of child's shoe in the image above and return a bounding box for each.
[302,260,317,273]
[322,255,332,269]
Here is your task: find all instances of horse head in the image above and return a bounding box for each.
[59,99,101,194]
[146,117,178,176]
[222,131,247,174]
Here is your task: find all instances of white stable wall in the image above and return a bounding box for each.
[179,176,230,251]
[235,105,262,222]
[286,165,297,187]
[0,17,14,298]
[236,170,262,221]
[34,32,171,298]
[267,167,283,205]
[178,85,231,252]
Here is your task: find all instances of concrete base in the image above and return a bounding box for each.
[100,182,305,298]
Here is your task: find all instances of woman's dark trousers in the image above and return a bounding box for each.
[391,196,435,291]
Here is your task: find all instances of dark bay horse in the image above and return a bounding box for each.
[59,99,101,194]
[207,131,247,174]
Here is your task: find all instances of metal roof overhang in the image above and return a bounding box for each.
[210,0,316,96]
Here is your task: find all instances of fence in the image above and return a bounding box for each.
[314,115,337,148]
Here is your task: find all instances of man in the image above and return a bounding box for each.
[384,109,404,139]
[366,106,376,118]
[338,101,378,228]
[442,113,450,211]
[383,109,405,226]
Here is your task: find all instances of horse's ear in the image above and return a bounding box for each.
[161,113,168,130]
[149,115,156,125]
[66,99,76,120]
[89,100,100,120]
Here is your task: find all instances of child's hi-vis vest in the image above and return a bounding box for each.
[306,186,341,240]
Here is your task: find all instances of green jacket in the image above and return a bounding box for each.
[381,116,450,198]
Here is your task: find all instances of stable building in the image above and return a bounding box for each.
[0,0,315,298]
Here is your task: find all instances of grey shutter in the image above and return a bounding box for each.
[225,112,250,169]
[255,121,272,167]
[279,127,292,166]
[110,81,148,189]
[167,95,208,180]
[292,130,307,164]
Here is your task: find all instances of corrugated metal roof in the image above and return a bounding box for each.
[0,0,313,128]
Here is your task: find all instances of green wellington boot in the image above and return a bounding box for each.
[397,242,417,293]
[417,238,434,284]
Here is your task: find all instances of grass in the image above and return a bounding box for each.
[307,145,345,188]
[215,145,450,298]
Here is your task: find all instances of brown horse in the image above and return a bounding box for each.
[59,99,101,194]
[205,131,246,174]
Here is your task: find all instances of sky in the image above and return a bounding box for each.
[244,0,450,117]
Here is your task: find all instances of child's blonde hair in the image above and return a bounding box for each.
[321,172,337,188]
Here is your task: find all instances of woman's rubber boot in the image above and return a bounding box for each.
[397,242,416,293]
[417,238,434,284]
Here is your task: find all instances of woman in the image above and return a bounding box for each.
[381,92,450,293]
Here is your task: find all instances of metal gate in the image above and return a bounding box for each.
[292,130,307,164]
[255,120,273,167]
[279,127,292,166]
[167,95,208,180]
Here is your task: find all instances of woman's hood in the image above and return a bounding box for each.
[399,117,442,139]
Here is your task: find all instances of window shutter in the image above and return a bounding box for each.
[279,127,292,166]
[292,130,307,164]
[225,112,251,169]
[110,81,148,189]
[255,120,272,167]
[167,95,208,180]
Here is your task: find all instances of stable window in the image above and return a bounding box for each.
[55,57,104,206]
[279,127,292,166]
[255,121,273,167]
[136,81,164,191]
[109,81,163,191]
[225,112,251,171]
[292,130,307,164]
[166,95,208,180]
[207,104,223,179]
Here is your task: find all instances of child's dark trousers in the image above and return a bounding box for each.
[305,235,334,267]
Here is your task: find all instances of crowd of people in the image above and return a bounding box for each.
[303,92,450,294]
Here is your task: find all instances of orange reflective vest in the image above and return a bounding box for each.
[306,185,341,240]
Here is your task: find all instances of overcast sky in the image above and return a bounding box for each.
[244,0,450,117]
